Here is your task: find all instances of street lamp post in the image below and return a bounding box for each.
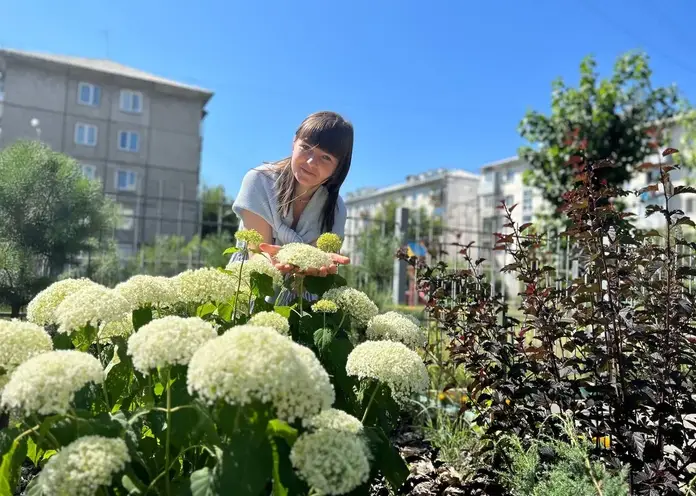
[30,118,41,139]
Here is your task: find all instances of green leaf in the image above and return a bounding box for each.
[26,437,44,466]
[71,324,97,352]
[132,307,153,331]
[313,327,337,356]
[267,420,298,445]
[217,303,234,322]
[104,337,134,406]
[303,275,336,296]
[197,302,217,318]
[251,272,275,298]
[52,331,73,350]
[0,428,19,458]
[0,437,27,496]
[363,426,409,492]
[323,333,358,414]
[190,466,216,496]
[223,246,239,255]
[273,306,292,319]
[213,404,274,495]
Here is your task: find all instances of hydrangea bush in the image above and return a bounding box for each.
[0,230,428,496]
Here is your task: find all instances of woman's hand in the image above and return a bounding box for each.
[259,243,350,277]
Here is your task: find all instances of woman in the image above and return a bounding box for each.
[231,110,353,276]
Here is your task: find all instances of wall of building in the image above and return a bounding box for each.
[0,52,208,256]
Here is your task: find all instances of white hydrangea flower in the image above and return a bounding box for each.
[275,243,333,271]
[54,284,131,335]
[290,429,370,495]
[0,320,53,390]
[366,311,426,349]
[187,325,334,424]
[98,316,135,340]
[346,341,429,403]
[114,275,177,310]
[307,408,363,434]
[226,255,283,289]
[248,311,290,335]
[322,287,378,327]
[311,299,338,314]
[1,350,104,416]
[174,267,237,304]
[38,435,130,496]
[127,316,217,375]
[26,278,99,326]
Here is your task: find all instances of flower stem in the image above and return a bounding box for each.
[165,368,172,496]
[361,382,381,424]
[232,247,248,323]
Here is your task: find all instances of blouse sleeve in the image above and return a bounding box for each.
[231,168,275,226]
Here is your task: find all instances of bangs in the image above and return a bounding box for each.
[296,113,354,162]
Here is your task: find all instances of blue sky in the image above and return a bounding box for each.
[3,0,696,199]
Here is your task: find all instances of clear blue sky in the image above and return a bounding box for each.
[3,0,696,198]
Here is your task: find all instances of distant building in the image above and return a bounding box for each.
[0,48,213,257]
[344,168,480,264]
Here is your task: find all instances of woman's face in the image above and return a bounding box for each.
[290,138,339,188]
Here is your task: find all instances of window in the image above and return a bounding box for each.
[0,69,5,102]
[80,164,97,180]
[504,195,514,206]
[118,131,140,152]
[523,189,533,211]
[120,90,143,113]
[119,206,134,230]
[77,82,101,106]
[686,198,694,214]
[74,123,98,146]
[115,170,137,191]
[522,215,533,223]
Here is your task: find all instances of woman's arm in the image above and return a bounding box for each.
[238,208,273,250]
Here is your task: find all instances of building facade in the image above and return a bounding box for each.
[343,168,480,264]
[0,49,213,257]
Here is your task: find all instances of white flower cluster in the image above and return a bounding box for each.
[275,242,333,271]
[1,350,104,416]
[114,274,177,310]
[248,311,290,335]
[127,316,217,374]
[322,287,378,327]
[26,278,98,326]
[226,255,283,289]
[98,316,134,340]
[187,325,334,424]
[54,284,130,335]
[311,299,338,314]
[290,428,370,495]
[366,311,426,349]
[0,320,53,390]
[174,268,237,304]
[38,435,130,496]
[346,341,429,404]
[307,408,363,434]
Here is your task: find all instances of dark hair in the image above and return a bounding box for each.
[269,111,354,233]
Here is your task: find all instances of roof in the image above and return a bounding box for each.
[480,155,524,171]
[1,48,213,102]
[345,168,479,204]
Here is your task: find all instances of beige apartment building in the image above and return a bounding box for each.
[0,48,213,257]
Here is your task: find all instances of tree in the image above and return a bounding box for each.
[518,51,685,210]
[200,184,238,238]
[0,140,114,316]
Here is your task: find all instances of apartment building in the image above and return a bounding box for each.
[344,168,480,263]
[477,123,695,297]
[0,48,213,257]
